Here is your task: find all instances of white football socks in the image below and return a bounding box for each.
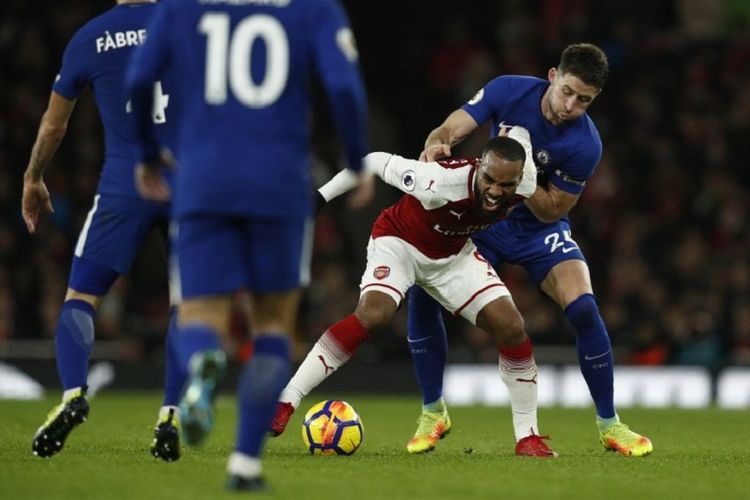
[279,332,352,409]
[227,452,262,479]
[498,354,540,441]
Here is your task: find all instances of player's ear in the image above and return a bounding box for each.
[548,67,557,84]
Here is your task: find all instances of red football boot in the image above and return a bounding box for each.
[269,402,295,437]
[515,433,559,458]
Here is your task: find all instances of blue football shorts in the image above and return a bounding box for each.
[472,216,587,286]
[174,213,313,298]
[69,194,170,295]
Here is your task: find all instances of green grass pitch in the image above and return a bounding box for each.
[2,392,748,499]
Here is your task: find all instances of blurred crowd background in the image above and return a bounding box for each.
[1,0,748,372]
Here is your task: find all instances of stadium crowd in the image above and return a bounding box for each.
[1,0,748,370]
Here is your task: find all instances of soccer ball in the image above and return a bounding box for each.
[301,400,364,455]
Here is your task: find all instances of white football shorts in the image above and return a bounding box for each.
[359,236,511,324]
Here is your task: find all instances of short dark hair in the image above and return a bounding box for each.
[483,136,526,165]
[558,43,609,90]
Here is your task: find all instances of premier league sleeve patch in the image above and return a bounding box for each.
[401,170,416,192]
[467,88,485,105]
[336,27,359,62]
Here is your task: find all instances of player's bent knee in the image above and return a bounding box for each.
[565,293,602,331]
[494,319,526,347]
[477,297,526,346]
[354,306,394,330]
[354,291,398,330]
[542,260,594,307]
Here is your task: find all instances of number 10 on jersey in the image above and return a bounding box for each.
[199,13,290,108]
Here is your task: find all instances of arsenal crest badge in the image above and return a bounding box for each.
[373,265,390,280]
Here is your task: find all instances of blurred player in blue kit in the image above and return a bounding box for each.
[407,43,653,457]
[23,0,185,462]
[126,0,368,491]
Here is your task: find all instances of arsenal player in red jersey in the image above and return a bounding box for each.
[271,128,558,457]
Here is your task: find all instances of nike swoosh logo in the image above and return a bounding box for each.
[584,349,611,361]
[408,335,432,343]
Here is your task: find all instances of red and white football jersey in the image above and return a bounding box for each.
[365,152,535,259]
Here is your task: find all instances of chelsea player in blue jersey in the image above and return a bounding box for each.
[408,43,653,457]
[126,0,368,491]
[23,0,184,462]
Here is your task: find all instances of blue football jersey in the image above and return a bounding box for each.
[462,75,602,229]
[52,2,178,198]
[126,0,368,218]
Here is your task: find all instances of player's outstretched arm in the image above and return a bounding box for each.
[318,169,359,207]
[316,151,455,212]
[419,109,478,162]
[22,92,76,233]
[316,155,387,211]
[316,151,405,211]
[314,170,372,213]
[347,172,376,209]
[315,170,375,214]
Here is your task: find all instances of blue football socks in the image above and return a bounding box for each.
[407,287,448,406]
[236,335,290,457]
[565,293,616,419]
[55,300,96,390]
[162,307,185,406]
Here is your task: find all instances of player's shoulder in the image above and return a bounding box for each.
[477,75,547,107]
[295,0,349,21]
[300,0,346,11]
[554,114,601,172]
[572,114,602,153]
[68,3,156,45]
[64,9,112,47]
[200,0,341,13]
[487,75,546,93]
[186,0,348,33]
[81,2,156,31]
